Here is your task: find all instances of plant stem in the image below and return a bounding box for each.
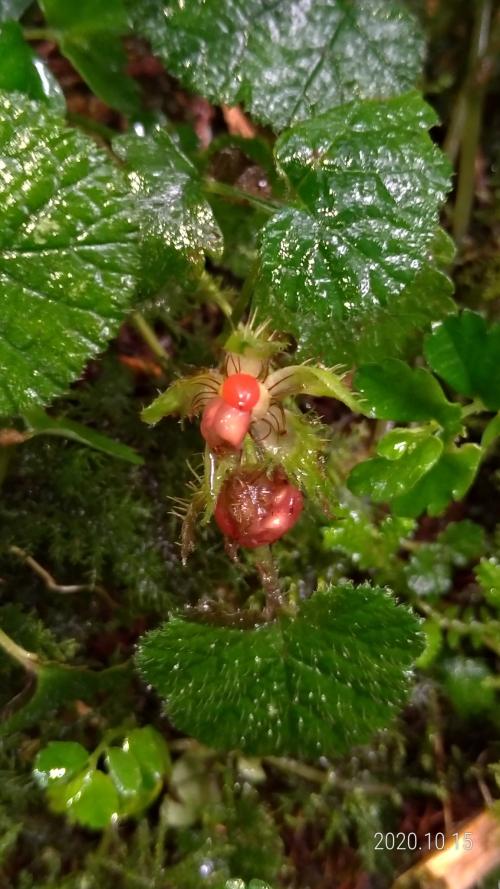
[67,112,116,143]
[415,600,500,657]
[0,627,40,674]
[131,311,170,366]
[203,178,280,215]
[254,545,285,619]
[195,270,233,318]
[23,27,58,41]
[461,397,485,418]
[453,0,493,242]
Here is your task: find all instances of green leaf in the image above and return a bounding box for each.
[437,520,486,567]
[1,661,132,735]
[476,559,500,609]
[0,0,31,21]
[49,768,119,829]
[136,583,422,757]
[323,513,415,573]
[23,406,144,465]
[376,427,435,460]
[33,741,88,789]
[482,412,500,448]
[114,130,222,300]
[132,0,423,131]
[253,93,453,365]
[39,0,141,116]
[106,747,143,797]
[348,435,443,502]
[0,92,139,416]
[355,360,461,428]
[0,22,64,108]
[424,311,500,411]
[125,725,171,789]
[391,445,482,518]
[404,544,452,598]
[442,658,495,718]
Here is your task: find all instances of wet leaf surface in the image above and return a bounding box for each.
[253,93,453,365]
[132,0,423,130]
[0,92,139,415]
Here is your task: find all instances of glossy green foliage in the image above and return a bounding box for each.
[137,583,422,758]
[355,360,461,429]
[0,92,139,416]
[0,21,64,108]
[424,310,500,410]
[348,431,443,503]
[324,512,415,576]
[390,445,482,518]
[476,559,500,608]
[132,0,423,131]
[254,93,453,364]
[114,130,222,299]
[39,0,141,116]
[34,727,171,828]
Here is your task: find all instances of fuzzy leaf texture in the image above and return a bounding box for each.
[0,92,139,416]
[253,93,454,365]
[131,0,423,131]
[136,583,422,758]
[114,130,223,299]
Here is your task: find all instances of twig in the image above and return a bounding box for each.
[393,811,500,889]
[0,627,40,674]
[9,546,117,609]
[453,0,493,242]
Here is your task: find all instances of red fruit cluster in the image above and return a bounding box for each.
[214,467,303,548]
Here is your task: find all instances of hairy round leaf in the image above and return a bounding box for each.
[0,92,139,415]
[136,583,422,757]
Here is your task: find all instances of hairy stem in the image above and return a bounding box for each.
[203,178,280,214]
[131,311,170,366]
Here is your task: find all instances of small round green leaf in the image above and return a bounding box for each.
[106,747,143,797]
[50,769,120,829]
[33,741,88,789]
[125,726,171,787]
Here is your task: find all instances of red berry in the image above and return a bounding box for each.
[200,397,251,452]
[221,373,260,412]
[214,467,303,548]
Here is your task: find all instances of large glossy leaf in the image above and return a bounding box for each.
[0,92,139,416]
[253,93,453,366]
[132,0,423,131]
[114,130,223,299]
[0,21,64,108]
[424,310,500,411]
[39,0,141,116]
[136,583,422,758]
